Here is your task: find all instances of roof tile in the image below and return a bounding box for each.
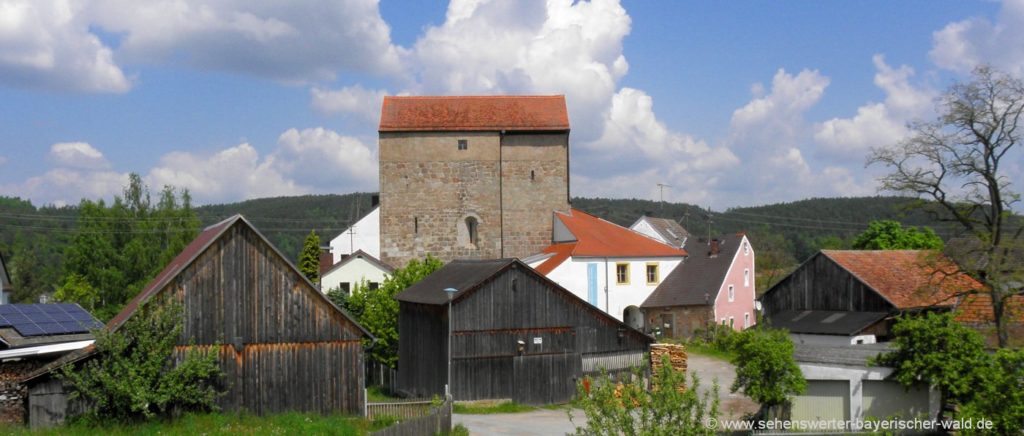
[379,95,569,132]
[822,250,984,309]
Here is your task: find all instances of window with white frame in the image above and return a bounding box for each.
[729,316,735,328]
[721,317,727,325]
[743,242,749,256]
[728,285,735,302]
[744,312,750,328]
[744,269,750,287]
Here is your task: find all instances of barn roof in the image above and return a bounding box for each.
[379,95,570,132]
[23,215,372,383]
[821,250,984,310]
[768,310,889,336]
[323,249,394,278]
[396,258,654,344]
[641,234,744,308]
[793,342,894,367]
[533,209,687,274]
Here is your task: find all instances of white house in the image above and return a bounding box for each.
[525,209,687,330]
[321,250,393,294]
[630,216,689,249]
[329,206,380,263]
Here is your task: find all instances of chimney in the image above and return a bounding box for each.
[371,194,380,208]
[319,246,334,278]
[709,239,720,258]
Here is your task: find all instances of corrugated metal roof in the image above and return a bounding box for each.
[379,95,570,132]
[794,343,894,366]
[640,234,744,308]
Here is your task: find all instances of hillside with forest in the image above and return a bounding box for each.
[0,192,965,305]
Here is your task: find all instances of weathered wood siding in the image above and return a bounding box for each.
[398,264,649,404]
[762,253,893,317]
[27,378,85,430]
[163,223,367,415]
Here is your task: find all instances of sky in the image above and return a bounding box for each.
[1,0,1022,210]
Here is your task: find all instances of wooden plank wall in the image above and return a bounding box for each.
[163,223,365,415]
[399,264,649,404]
[762,254,893,317]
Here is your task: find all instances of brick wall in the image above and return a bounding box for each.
[642,305,714,339]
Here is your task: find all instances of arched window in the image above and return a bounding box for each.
[466,216,479,247]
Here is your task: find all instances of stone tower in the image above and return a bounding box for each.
[378,95,571,267]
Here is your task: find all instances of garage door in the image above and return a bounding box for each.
[863,381,930,420]
[791,380,849,422]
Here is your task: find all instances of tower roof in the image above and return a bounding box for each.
[379,95,569,132]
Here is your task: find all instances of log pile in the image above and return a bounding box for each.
[649,343,687,393]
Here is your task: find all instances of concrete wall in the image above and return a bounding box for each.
[536,257,683,325]
[797,362,939,422]
[379,131,568,267]
[330,208,380,262]
[321,256,391,294]
[713,236,757,331]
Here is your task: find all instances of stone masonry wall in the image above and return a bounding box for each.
[0,360,47,425]
[379,131,569,267]
[642,305,714,339]
[500,133,570,260]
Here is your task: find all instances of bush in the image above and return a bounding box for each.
[58,300,224,423]
[571,355,720,436]
[729,328,805,411]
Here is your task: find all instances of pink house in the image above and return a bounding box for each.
[640,233,756,338]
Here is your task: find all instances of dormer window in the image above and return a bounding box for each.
[458,139,468,150]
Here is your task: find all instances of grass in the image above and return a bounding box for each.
[366,386,402,402]
[679,341,737,362]
[452,401,537,414]
[1,412,386,436]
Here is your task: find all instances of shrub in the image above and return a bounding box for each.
[58,300,224,423]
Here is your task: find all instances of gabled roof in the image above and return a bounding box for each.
[632,216,689,248]
[821,250,984,309]
[953,293,1024,324]
[25,215,372,383]
[322,249,395,278]
[395,259,653,344]
[768,310,889,336]
[793,342,894,367]
[533,209,688,274]
[379,95,570,132]
[640,234,744,308]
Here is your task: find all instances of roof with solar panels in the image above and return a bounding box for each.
[0,303,103,349]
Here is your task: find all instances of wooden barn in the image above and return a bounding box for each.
[22,215,372,428]
[761,250,984,344]
[396,259,652,405]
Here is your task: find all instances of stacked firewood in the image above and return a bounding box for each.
[649,343,687,393]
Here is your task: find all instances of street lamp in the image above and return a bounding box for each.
[444,287,458,400]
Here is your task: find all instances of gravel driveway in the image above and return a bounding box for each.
[454,352,758,435]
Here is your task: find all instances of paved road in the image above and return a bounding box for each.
[454,352,758,435]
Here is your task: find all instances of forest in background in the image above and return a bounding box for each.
[0,192,964,305]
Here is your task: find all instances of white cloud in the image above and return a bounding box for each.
[0,0,130,92]
[310,85,391,121]
[271,127,378,188]
[1,168,129,207]
[930,0,1024,75]
[47,141,110,169]
[814,55,935,158]
[87,0,402,83]
[147,143,308,203]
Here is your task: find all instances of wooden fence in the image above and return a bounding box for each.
[366,359,398,393]
[369,398,451,436]
[581,350,646,374]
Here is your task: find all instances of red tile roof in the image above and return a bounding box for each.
[379,95,570,132]
[822,250,984,309]
[954,293,1024,324]
[533,209,687,274]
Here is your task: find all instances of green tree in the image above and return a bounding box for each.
[345,256,444,368]
[851,220,944,250]
[749,228,798,291]
[571,355,721,436]
[957,348,1024,434]
[62,174,199,320]
[869,65,1024,347]
[873,312,989,418]
[58,300,223,423]
[54,273,100,311]
[729,328,806,414]
[298,230,321,284]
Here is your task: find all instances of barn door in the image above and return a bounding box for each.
[513,353,581,405]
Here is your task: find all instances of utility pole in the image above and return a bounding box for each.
[657,183,671,214]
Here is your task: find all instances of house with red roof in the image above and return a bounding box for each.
[760,250,998,345]
[524,209,687,330]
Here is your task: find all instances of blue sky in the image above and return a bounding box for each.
[1,0,1021,209]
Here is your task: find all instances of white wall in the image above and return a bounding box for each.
[629,219,667,245]
[798,363,939,422]
[791,334,877,346]
[321,255,390,293]
[329,207,380,262]
[537,257,683,325]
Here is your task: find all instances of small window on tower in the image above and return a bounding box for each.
[458,139,468,150]
[414,217,419,234]
[466,216,479,247]
[530,170,536,181]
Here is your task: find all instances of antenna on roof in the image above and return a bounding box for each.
[657,183,671,214]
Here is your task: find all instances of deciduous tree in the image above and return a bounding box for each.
[851,220,944,250]
[729,328,805,414]
[869,65,1024,347]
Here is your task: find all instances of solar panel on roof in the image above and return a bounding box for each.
[0,303,101,337]
[15,323,44,336]
[0,305,18,315]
